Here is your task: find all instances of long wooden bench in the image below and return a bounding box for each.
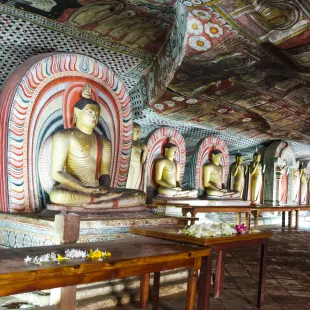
[251,205,310,229]
[295,205,310,228]
[182,206,252,226]
[0,236,211,310]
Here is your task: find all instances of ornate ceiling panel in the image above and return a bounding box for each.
[1,0,310,157]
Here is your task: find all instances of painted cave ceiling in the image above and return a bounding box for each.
[1,0,310,157]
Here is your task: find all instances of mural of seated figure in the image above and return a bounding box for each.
[39,85,146,210]
[155,140,198,198]
[204,150,240,198]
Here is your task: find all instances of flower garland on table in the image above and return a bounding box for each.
[24,248,111,266]
[180,222,248,238]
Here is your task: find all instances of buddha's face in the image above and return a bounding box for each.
[133,126,141,141]
[236,155,243,164]
[212,152,222,165]
[254,154,261,163]
[75,104,100,130]
[165,146,177,160]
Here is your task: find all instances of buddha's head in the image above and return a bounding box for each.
[164,140,178,161]
[211,149,223,165]
[253,152,261,163]
[74,85,100,132]
[235,153,243,164]
[133,122,141,141]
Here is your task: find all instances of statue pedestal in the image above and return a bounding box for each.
[0,211,177,247]
[46,204,146,213]
[153,196,251,207]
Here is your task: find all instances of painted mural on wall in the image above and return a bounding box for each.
[0,53,133,213]
[1,0,310,157]
[4,0,175,55]
[147,0,310,143]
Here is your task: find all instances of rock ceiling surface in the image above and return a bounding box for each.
[1,0,310,157]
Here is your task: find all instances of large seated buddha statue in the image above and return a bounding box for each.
[40,85,146,210]
[203,150,240,198]
[155,140,198,198]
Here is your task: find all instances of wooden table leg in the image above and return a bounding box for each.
[140,273,150,310]
[288,211,293,229]
[282,211,286,227]
[186,268,198,310]
[214,250,226,299]
[295,209,300,228]
[257,239,268,308]
[245,212,250,229]
[254,211,259,229]
[197,254,212,310]
[237,212,241,225]
[59,286,76,310]
[152,272,160,310]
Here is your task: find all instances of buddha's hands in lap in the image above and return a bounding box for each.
[172,187,183,191]
[82,186,109,195]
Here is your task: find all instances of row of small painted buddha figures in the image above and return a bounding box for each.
[152,145,264,203]
[46,88,263,209]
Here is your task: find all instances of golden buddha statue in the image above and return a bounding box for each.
[299,167,308,204]
[249,152,265,205]
[204,150,240,198]
[126,123,147,190]
[48,84,145,209]
[155,140,198,197]
[231,153,246,197]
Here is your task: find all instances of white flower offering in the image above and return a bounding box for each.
[24,248,108,265]
[180,222,237,238]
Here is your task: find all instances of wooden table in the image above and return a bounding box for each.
[250,206,299,229]
[130,227,273,309]
[295,205,310,228]
[0,236,210,310]
[182,206,252,226]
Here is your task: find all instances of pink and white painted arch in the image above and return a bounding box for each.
[143,127,186,199]
[0,53,132,213]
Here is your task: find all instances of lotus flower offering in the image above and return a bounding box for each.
[180,222,238,238]
[235,223,248,234]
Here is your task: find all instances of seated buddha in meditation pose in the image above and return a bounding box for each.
[49,84,145,209]
[204,150,240,198]
[155,140,198,197]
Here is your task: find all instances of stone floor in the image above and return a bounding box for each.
[103,225,310,310]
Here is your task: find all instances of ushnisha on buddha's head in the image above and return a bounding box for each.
[235,152,244,164]
[211,149,223,165]
[73,84,100,133]
[133,122,141,141]
[164,139,178,161]
[253,152,261,163]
